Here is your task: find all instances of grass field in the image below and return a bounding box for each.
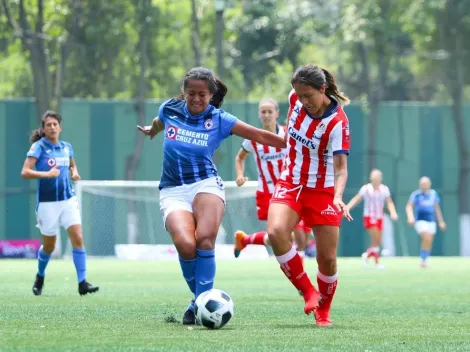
[1,257,470,352]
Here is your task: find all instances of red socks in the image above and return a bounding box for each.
[242,231,267,246]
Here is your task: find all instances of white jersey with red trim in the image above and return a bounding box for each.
[359,183,391,219]
[279,90,350,189]
[242,125,286,193]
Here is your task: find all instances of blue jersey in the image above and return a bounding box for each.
[409,189,440,222]
[26,137,75,203]
[158,99,238,189]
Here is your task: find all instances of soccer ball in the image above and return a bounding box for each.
[194,289,234,329]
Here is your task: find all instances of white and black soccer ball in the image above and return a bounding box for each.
[194,289,234,329]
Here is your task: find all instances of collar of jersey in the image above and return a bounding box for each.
[41,137,61,148]
[304,95,339,120]
[183,103,213,119]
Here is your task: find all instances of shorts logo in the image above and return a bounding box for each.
[321,204,337,215]
[204,119,213,130]
[166,126,178,140]
[215,177,224,191]
[47,158,56,167]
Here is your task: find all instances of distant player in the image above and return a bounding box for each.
[267,65,352,327]
[137,67,286,325]
[21,111,99,296]
[406,176,446,268]
[346,169,398,269]
[233,98,311,261]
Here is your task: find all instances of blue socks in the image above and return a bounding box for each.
[195,248,216,299]
[72,248,87,283]
[420,248,430,262]
[179,257,196,295]
[37,246,51,277]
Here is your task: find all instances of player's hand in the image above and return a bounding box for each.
[334,197,353,221]
[47,166,60,178]
[391,213,399,221]
[235,176,248,187]
[439,221,446,231]
[137,125,157,140]
[407,218,415,226]
[70,168,81,182]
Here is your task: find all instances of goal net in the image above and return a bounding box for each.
[64,180,269,259]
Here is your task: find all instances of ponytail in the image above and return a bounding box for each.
[209,78,227,108]
[321,68,350,106]
[30,128,44,143]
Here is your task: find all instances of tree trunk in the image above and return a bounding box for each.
[125,0,151,244]
[191,0,202,66]
[216,9,224,79]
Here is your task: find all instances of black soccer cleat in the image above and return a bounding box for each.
[32,274,45,296]
[182,300,196,325]
[78,280,99,296]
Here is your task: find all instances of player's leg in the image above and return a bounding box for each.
[419,232,434,268]
[313,224,339,326]
[293,224,308,262]
[368,227,382,266]
[267,192,321,315]
[193,192,225,298]
[234,191,270,257]
[33,234,56,296]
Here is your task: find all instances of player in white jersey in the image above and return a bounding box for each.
[233,98,311,261]
[346,169,398,269]
[21,111,99,296]
[267,65,352,327]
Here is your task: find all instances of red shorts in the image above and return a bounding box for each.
[294,220,312,233]
[255,191,271,221]
[270,180,342,228]
[363,216,383,231]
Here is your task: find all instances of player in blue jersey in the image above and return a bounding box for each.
[406,176,446,268]
[21,111,99,296]
[137,67,286,325]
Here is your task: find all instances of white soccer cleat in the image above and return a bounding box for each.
[361,252,369,268]
[375,263,385,270]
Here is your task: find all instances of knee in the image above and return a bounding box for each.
[196,232,216,250]
[42,243,55,254]
[176,237,197,259]
[316,252,337,272]
[267,223,287,244]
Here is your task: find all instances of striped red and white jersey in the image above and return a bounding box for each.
[279,90,350,189]
[359,183,391,219]
[241,125,287,193]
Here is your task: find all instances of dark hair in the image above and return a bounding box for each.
[177,67,228,108]
[291,64,350,106]
[30,110,62,143]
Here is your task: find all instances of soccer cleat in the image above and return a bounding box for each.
[183,301,196,325]
[376,263,385,270]
[420,261,428,269]
[314,308,332,327]
[361,252,369,268]
[303,288,322,315]
[234,230,247,258]
[78,280,99,296]
[32,274,44,296]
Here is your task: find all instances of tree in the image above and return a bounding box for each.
[191,0,202,66]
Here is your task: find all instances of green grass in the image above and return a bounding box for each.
[1,257,470,352]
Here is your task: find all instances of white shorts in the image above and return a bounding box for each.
[36,196,82,236]
[414,220,437,235]
[160,177,225,225]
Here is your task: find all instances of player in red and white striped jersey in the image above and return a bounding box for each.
[267,65,352,327]
[346,169,398,269]
[233,98,312,259]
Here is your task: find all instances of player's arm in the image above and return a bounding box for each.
[231,121,286,149]
[386,197,399,221]
[405,198,415,225]
[346,192,362,211]
[21,157,59,179]
[234,148,249,187]
[137,117,164,140]
[434,203,446,231]
[69,157,81,182]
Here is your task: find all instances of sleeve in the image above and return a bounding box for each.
[358,185,367,196]
[157,99,170,124]
[241,139,254,153]
[331,115,350,155]
[408,191,417,203]
[26,141,42,159]
[67,143,75,158]
[219,110,239,138]
[383,185,391,198]
[288,89,297,108]
[433,190,441,204]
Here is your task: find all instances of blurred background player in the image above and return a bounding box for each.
[21,111,99,296]
[267,65,352,327]
[346,169,398,269]
[406,176,446,268]
[233,98,311,261]
[137,67,286,325]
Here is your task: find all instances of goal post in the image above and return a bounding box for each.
[64,180,268,259]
